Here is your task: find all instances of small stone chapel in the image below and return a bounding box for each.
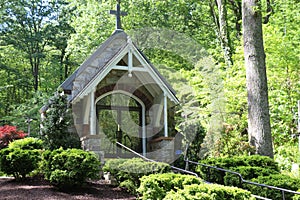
[60,1,181,162]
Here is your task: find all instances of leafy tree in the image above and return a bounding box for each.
[242,0,273,158]
[264,0,300,147]
[0,0,74,91]
[65,0,115,65]
[3,92,49,137]
[41,90,80,150]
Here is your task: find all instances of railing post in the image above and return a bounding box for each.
[239,175,243,188]
[282,190,285,200]
[207,167,211,182]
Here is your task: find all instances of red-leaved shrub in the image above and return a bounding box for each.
[0,125,27,149]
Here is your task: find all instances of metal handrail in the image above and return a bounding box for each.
[186,160,300,200]
[115,142,199,177]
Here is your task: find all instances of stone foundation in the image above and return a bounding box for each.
[147,137,175,163]
[81,135,105,164]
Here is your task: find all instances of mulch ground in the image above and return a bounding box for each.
[0,176,136,200]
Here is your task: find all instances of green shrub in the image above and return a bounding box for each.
[165,189,213,200]
[293,190,300,200]
[224,166,279,187]
[102,158,129,183]
[0,148,41,179]
[103,158,171,194]
[164,184,255,200]
[138,173,203,200]
[246,174,300,200]
[41,148,100,189]
[8,137,44,150]
[41,91,81,150]
[196,155,279,185]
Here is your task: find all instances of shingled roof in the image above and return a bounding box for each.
[60,30,178,104]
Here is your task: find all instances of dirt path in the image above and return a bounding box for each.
[0,177,136,200]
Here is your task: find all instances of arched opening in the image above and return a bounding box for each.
[96,91,146,157]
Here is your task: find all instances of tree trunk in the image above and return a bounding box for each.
[216,0,233,67]
[210,0,233,67]
[242,0,274,158]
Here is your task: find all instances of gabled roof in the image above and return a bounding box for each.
[60,30,179,104]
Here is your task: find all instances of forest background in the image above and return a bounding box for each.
[0,0,299,171]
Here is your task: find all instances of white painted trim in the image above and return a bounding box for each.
[112,65,147,72]
[130,45,179,104]
[83,96,90,124]
[128,49,133,76]
[164,93,168,137]
[73,42,179,105]
[73,45,130,104]
[95,90,147,155]
[90,90,96,135]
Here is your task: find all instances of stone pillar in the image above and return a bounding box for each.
[81,135,104,164]
[148,137,174,163]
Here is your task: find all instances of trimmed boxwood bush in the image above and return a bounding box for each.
[137,173,203,200]
[102,158,129,183]
[224,166,279,187]
[8,137,44,150]
[0,148,41,179]
[245,174,300,200]
[103,158,171,194]
[164,184,255,200]
[40,148,101,189]
[0,138,43,180]
[196,155,279,185]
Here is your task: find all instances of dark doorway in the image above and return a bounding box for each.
[96,93,142,157]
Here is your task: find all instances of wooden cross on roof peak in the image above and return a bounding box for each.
[110,0,127,30]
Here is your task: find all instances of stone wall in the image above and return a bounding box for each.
[81,135,104,164]
[147,137,175,163]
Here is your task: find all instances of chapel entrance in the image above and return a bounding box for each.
[96,92,143,157]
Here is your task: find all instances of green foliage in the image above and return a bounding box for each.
[0,125,26,149]
[0,147,41,180]
[293,190,300,200]
[40,148,101,189]
[264,0,300,147]
[137,173,203,200]
[8,137,44,150]
[103,158,171,194]
[224,166,279,187]
[196,155,279,185]
[3,92,50,137]
[164,184,255,200]
[102,158,129,182]
[0,0,299,169]
[275,144,300,171]
[41,91,81,150]
[246,174,300,200]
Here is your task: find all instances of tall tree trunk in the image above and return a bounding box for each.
[210,0,233,67]
[242,0,273,158]
[216,0,233,67]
